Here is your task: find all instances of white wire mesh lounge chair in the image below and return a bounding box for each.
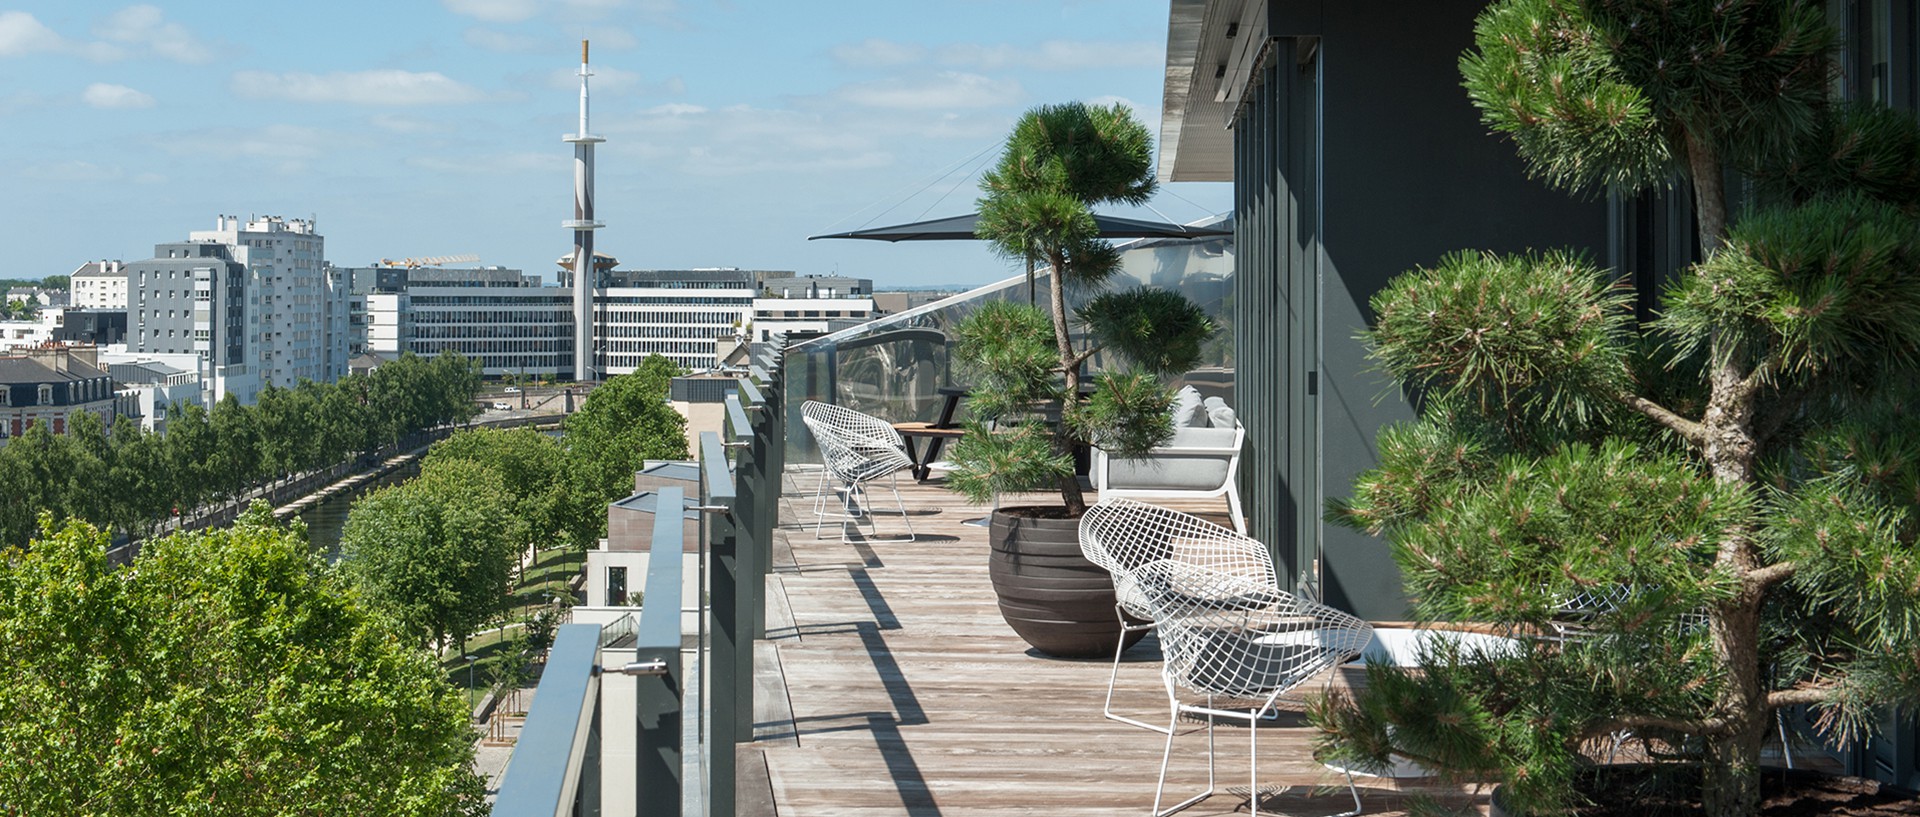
[1080,499,1277,732]
[1132,559,1373,817]
[800,400,917,543]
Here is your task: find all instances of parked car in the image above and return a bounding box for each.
[492,402,512,411]
[504,386,521,394]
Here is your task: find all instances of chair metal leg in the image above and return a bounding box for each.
[1103,604,1167,733]
[841,472,916,543]
[1152,703,1213,817]
[1332,767,1363,817]
[1248,711,1260,817]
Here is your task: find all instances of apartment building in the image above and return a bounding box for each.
[129,215,348,405]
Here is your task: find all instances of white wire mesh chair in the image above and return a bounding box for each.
[800,400,917,543]
[1080,499,1278,732]
[1132,559,1374,817]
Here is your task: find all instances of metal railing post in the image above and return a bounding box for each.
[632,486,687,817]
[701,432,741,817]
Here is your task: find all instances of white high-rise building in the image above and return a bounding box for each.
[129,215,345,405]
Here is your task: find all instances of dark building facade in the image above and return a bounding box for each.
[1161,0,1920,788]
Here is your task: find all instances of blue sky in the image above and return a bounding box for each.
[0,0,1230,289]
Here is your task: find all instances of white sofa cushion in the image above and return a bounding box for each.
[1170,385,1207,428]
[1102,426,1238,491]
[1201,396,1238,429]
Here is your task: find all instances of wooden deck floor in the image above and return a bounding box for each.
[744,475,1490,817]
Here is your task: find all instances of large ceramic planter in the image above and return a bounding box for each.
[987,506,1148,659]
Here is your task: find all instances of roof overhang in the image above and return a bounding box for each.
[1160,0,1280,183]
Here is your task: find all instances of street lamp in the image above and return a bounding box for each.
[463,654,479,695]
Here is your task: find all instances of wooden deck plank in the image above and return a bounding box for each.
[750,475,1489,816]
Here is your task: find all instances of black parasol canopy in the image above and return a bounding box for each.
[808,212,1230,242]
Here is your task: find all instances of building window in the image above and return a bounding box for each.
[607,566,628,606]
[38,385,52,406]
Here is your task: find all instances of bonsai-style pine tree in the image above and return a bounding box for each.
[1311,2,1920,816]
[948,102,1214,517]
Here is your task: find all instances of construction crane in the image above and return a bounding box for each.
[375,254,481,268]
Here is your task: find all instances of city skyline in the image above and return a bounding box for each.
[1,0,1232,289]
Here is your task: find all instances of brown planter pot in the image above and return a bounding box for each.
[987,506,1149,659]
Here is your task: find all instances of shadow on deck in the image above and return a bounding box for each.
[742,475,1490,817]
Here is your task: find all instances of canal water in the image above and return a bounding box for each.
[296,428,559,563]
[299,459,420,563]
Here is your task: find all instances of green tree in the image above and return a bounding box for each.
[208,393,262,499]
[0,446,34,547]
[1313,3,1920,816]
[0,511,486,816]
[342,458,525,650]
[426,427,568,553]
[953,102,1214,516]
[106,415,167,539]
[561,356,688,547]
[163,402,216,512]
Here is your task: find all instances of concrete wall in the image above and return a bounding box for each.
[1243,0,1610,618]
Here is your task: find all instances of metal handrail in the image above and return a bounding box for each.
[491,361,785,817]
[493,623,603,817]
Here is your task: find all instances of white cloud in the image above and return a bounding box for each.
[82,82,155,109]
[938,40,1160,71]
[231,70,487,106]
[370,113,449,134]
[0,11,66,57]
[442,0,540,23]
[22,160,123,182]
[823,37,1160,73]
[1083,94,1139,113]
[408,152,564,175]
[601,103,894,177]
[590,28,639,50]
[463,27,543,53]
[835,72,1022,111]
[93,5,213,63]
[829,38,924,68]
[444,0,651,23]
[159,124,362,162]
[540,65,679,97]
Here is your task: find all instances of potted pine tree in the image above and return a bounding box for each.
[946,102,1215,658]
[1310,2,1920,816]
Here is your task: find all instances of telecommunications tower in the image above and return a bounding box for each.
[563,39,604,381]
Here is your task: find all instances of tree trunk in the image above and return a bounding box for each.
[1687,128,1770,817]
[1048,249,1087,516]
[1686,131,1729,257]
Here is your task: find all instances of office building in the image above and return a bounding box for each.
[750,275,877,342]
[344,265,572,377]
[594,268,758,374]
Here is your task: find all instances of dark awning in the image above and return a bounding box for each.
[809,212,1230,242]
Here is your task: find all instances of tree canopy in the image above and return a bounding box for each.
[0,350,483,550]
[341,458,525,651]
[0,510,487,816]
[561,356,689,547]
[953,102,1213,515]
